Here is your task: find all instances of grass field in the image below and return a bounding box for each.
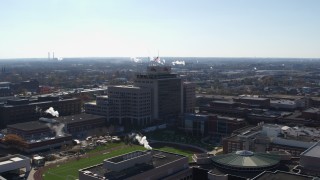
[156,146,195,161]
[43,145,145,180]
[43,144,197,180]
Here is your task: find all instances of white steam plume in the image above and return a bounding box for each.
[172,60,185,66]
[130,57,142,63]
[47,123,65,137]
[45,107,59,117]
[135,134,152,150]
[150,56,165,65]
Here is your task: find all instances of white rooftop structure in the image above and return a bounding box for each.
[0,154,31,174]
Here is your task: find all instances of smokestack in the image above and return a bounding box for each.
[48,52,50,60]
[53,52,55,59]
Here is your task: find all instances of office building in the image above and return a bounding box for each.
[108,86,152,126]
[86,86,152,127]
[0,96,81,128]
[84,96,109,117]
[222,123,319,155]
[134,66,182,122]
[7,114,105,139]
[183,82,196,113]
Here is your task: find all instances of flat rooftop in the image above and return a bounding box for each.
[111,85,141,89]
[7,121,49,131]
[301,141,320,157]
[253,170,314,180]
[81,150,186,180]
[217,116,244,122]
[56,113,105,124]
[236,96,269,101]
[0,154,29,165]
[212,100,235,105]
[271,99,295,105]
[303,107,320,113]
[107,151,147,163]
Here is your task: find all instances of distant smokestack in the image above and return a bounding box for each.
[48,52,50,60]
[53,52,55,59]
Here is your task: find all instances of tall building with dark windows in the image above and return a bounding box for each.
[183,82,196,113]
[134,66,182,123]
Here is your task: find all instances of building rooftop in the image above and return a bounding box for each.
[212,100,235,105]
[7,121,49,131]
[7,114,105,131]
[303,107,320,113]
[2,97,79,107]
[252,170,315,180]
[80,150,187,180]
[301,141,320,158]
[217,115,244,122]
[112,85,141,89]
[271,99,296,105]
[56,113,105,124]
[212,151,280,169]
[0,154,29,166]
[236,95,269,101]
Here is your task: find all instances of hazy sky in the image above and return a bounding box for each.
[1,0,319,58]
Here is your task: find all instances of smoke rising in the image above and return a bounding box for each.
[130,57,142,63]
[126,133,152,150]
[149,56,165,65]
[135,134,152,150]
[172,60,185,66]
[47,123,65,137]
[45,107,59,117]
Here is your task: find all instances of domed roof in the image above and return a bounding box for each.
[212,151,279,171]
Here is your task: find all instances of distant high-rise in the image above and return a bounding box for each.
[183,82,196,113]
[134,66,182,123]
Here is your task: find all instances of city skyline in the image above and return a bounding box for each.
[1,0,320,59]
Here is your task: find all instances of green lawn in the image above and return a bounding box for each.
[43,145,145,180]
[156,146,195,161]
[85,142,125,153]
[147,130,216,150]
[43,144,196,180]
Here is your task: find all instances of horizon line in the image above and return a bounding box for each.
[0,56,320,60]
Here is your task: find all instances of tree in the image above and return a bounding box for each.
[2,134,28,148]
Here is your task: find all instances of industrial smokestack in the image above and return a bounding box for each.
[53,52,55,59]
[48,52,50,60]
